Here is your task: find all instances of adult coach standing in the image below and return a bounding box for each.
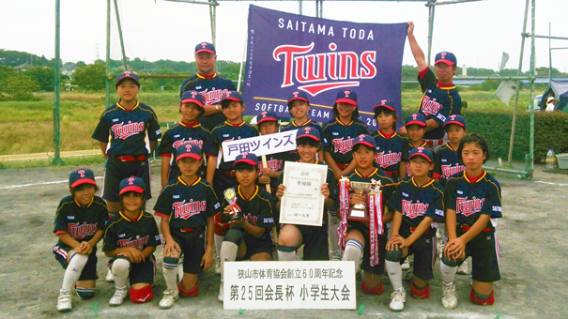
[403,22,461,149]
[180,42,237,130]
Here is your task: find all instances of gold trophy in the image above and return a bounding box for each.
[348,181,374,223]
[224,188,242,221]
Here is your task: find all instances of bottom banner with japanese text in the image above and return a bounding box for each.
[223,261,356,309]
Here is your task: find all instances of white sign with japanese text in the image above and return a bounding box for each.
[280,162,327,226]
[223,261,356,310]
[222,130,298,162]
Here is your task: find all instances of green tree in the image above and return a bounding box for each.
[25,66,55,91]
[0,65,40,100]
[73,62,107,91]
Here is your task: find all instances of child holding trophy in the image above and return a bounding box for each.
[218,153,276,302]
[338,134,395,295]
[385,147,445,312]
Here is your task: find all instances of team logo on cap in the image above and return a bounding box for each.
[190,91,198,98]
[261,111,268,118]
[292,92,300,97]
[273,42,377,96]
[123,71,132,77]
[358,134,365,141]
[77,169,86,178]
[303,127,313,134]
[441,52,447,59]
[201,42,208,49]
[343,89,352,98]
[128,177,135,185]
[381,99,387,105]
[412,114,418,121]
[417,147,424,153]
[241,152,249,158]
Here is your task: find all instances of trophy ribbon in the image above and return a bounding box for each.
[368,182,379,266]
[337,177,350,251]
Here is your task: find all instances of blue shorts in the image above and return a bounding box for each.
[102,157,152,202]
[53,243,98,281]
[109,255,157,285]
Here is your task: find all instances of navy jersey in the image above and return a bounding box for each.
[234,186,276,243]
[153,176,221,229]
[259,152,288,194]
[323,119,370,166]
[158,121,211,171]
[417,68,462,140]
[401,141,436,177]
[277,161,338,205]
[103,211,161,253]
[433,143,466,188]
[53,196,108,246]
[180,73,237,130]
[445,171,502,227]
[388,177,445,228]
[281,119,324,161]
[92,102,161,156]
[372,130,405,175]
[204,121,259,170]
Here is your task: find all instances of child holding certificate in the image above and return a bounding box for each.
[275,127,336,261]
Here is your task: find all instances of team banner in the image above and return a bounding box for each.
[242,5,407,129]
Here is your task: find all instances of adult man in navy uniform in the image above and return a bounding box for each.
[181,42,237,131]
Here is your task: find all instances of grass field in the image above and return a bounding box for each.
[0,90,533,157]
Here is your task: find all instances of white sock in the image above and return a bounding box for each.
[61,253,89,290]
[111,258,131,288]
[277,248,297,261]
[328,213,339,255]
[163,266,178,291]
[342,239,363,272]
[385,260,403,291]
[220,241,238,281]
[440,262,458,284]
[215,234,224,259]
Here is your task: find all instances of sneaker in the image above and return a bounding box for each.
[389,288,406,312]
[457,260,469,275]
[56,289,72,312]
[401,257,411,270]
[109,286,128,306]
[215,256,221,275]
[105,268,114,282]
[441,282,458,309]
[331,250,342,261]
[218,280,224,302]
[159,289,179,309]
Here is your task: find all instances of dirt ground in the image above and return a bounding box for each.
[0,162,566,319]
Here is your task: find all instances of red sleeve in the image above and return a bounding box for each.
[432,172,442,179]
[160,153,172,158]
[55,230,68,235]
[154,212,170,218]
[418,67,430,80]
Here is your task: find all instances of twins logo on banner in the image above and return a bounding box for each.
[242,5,407,129]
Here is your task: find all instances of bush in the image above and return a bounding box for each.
[73,63,106,91]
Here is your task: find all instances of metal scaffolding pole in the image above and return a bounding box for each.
[426,1,436,66]
[52,0,64,165]
[507,0,529,167]
[114,0,129,71]
[529,0,536,170]
[209,0,217,45]
[105,0,111,108]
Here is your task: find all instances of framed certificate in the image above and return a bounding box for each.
[280,162,328,226]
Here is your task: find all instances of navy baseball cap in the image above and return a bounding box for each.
[257,110,278,125]
[119,176,146,195]
[220,91,243,108]
[296,126,321,142]
[176,144,202,161]
[69,168,97,189]
[233,152,258,166]
[409,147,434,163]
[335,88,357,106]
[181,91,204,108]
[287,91,310,107]
[195,42,216,55]
[435,52,457,66]
[115,71,140,87]
[352,134,377,149]
[443,114,466,128]
[373,99,396,112]
[405,113,427,127]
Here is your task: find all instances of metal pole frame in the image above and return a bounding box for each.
[52,0,64,165]
[114,0,129,71]
[105,0,111,109]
